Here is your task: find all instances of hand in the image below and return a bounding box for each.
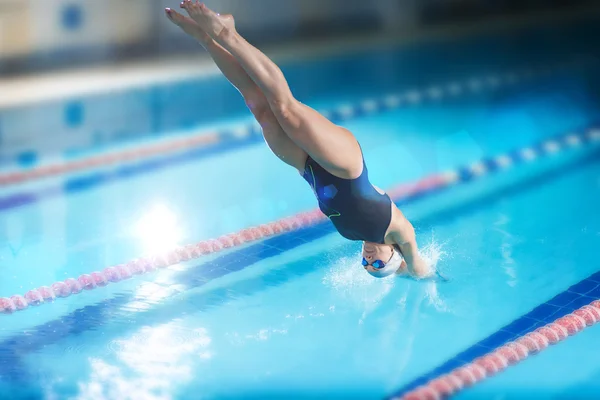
[409,256,434,279]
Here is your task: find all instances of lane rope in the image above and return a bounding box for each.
[395,300,600,400]
[0,60,587,188]
[1,126,598,314]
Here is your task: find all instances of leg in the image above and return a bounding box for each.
[181,2,363,179]
[165,8,307,171]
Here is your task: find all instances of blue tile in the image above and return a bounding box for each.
[187,275,211,286]
[568,280,599,295]
[296,226,330,242]
[588,272,600,283]
[418,372,439,385]
[405,377,429,392]
[585,285,600,299]
[200,267,230,280]
[235,243,265,258]
[16,151,38,167]
[261,235,292,249]
[441,358,464,372]
[524,303,561,321]
[312,223,336,234]
[458,168,474,182]
[530,320,548,330]
[208,253,244,270]
[454,344,489,364]
[501,317,539,335]
[263,234,307,250]
[483,158,499,172]
[222,259,252,273]
[243,245,282,262]
[478,329,515,349]
[546,291,580,307]
[65,173,106,191]
[508,149,526,164]
[0,193,37,211]
[548,306,573,320]
[427,365,451,378]
[285,230,308,241]
[565,295,596,311]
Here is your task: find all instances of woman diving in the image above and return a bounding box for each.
[165,2,433,278]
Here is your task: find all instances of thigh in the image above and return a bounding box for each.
[272,100,363,179]
[258,111,307,173]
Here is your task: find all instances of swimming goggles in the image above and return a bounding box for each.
[362,249,395,270]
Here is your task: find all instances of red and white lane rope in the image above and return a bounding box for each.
[0,61,582,188]
[0,126,598,314]
[397,301,600,400]
[0,134,220,186]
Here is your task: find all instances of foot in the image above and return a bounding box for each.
[165,7,210,44]
[179,1,235,40]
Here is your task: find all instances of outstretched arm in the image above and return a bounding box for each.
[390,214,433,279]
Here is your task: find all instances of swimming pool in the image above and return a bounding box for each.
[1,19,600,400]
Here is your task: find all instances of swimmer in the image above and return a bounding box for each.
[166,2,433,279]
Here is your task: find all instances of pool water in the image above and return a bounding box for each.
[1,19,600,400]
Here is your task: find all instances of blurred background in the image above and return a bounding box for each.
[0,0,597,74]
[0,0,599,168]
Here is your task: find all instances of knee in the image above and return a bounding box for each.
[269,98,297,123]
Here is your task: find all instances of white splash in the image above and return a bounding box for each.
[322,252,395,309]
[418,236,447,276]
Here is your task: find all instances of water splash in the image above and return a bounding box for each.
[322,252,395,310]
[418,234,447,277]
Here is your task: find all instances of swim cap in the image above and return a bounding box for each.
[365,249,404,279]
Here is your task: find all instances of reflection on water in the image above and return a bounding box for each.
[132,204,184,256]
[73,322,212,400]
[493,213,521,287]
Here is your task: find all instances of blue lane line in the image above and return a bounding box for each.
[388,273,600,398]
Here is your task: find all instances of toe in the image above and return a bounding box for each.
[165,8,183,24]
[198,3,216,17]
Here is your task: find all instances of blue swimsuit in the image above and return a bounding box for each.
[302,153,392,244]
